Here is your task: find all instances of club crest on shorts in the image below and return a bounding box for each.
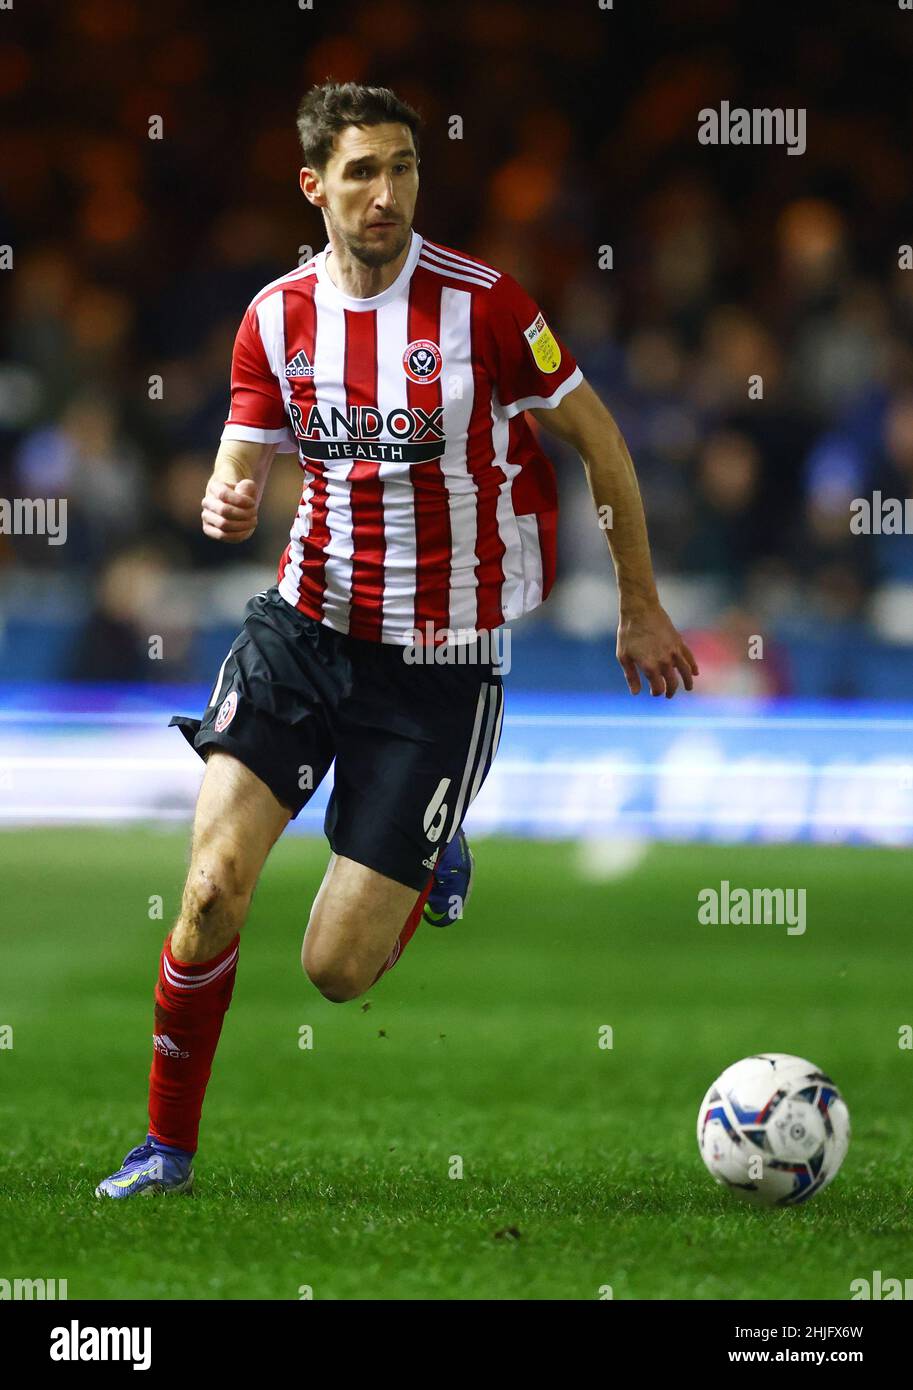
[403,339,443,384]
[214,690,238,733]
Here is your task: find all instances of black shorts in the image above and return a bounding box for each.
[169,588,505,891]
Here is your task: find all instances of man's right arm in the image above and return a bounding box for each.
[201,439,279,544]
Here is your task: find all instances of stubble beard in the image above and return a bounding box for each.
[343,221,412,269]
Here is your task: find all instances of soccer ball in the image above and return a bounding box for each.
[696,1053,850,1206]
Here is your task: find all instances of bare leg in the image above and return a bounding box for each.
[302,854,425,1001]
[172,750,291,962]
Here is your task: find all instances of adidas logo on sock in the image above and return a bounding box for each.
[285,350,314,378]
[153,1033,190,1059]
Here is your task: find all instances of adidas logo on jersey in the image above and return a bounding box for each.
[285,350,315,378]
[153,1033,190,1059]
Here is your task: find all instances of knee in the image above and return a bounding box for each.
[302,944,369,1004]
[182,849,248,932]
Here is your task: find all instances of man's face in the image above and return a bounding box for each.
[301,122,419,268]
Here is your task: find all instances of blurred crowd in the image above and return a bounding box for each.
[2,0,913,696]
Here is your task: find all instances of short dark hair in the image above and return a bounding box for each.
[296,81,422,174]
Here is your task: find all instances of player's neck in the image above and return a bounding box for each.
[323,233,411,299]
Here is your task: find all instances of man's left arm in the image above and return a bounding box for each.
[530,378,699,699]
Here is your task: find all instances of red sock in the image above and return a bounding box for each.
[371,873,434,984]
[148,933,239,1153]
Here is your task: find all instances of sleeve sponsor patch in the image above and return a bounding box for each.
[523,312,562,374]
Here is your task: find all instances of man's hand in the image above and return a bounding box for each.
[617,602,699,698]
[201,476,259,543]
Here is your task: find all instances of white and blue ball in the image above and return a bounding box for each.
[697,1052,850,1206]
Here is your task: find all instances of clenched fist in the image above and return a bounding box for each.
[201,476,259,543]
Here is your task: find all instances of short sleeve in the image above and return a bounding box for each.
[486,273,583,419]
[221,303,298,453]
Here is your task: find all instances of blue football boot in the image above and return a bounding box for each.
[423,828,475,927]
[95,1135,194,1199]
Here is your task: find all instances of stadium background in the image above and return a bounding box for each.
[2,0,912,840]
[1,0,912,1303]
[3,0,913,692]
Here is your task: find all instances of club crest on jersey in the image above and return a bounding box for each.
[403,339,443,384]
[524,313,562,374]
[285,350,315,379]
[214,690,238,733]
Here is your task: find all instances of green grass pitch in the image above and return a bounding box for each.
[0,829,910,1300]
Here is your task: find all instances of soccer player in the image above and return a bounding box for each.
[96,82,698,1198]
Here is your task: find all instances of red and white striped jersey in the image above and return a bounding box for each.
[221,230,583,643]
